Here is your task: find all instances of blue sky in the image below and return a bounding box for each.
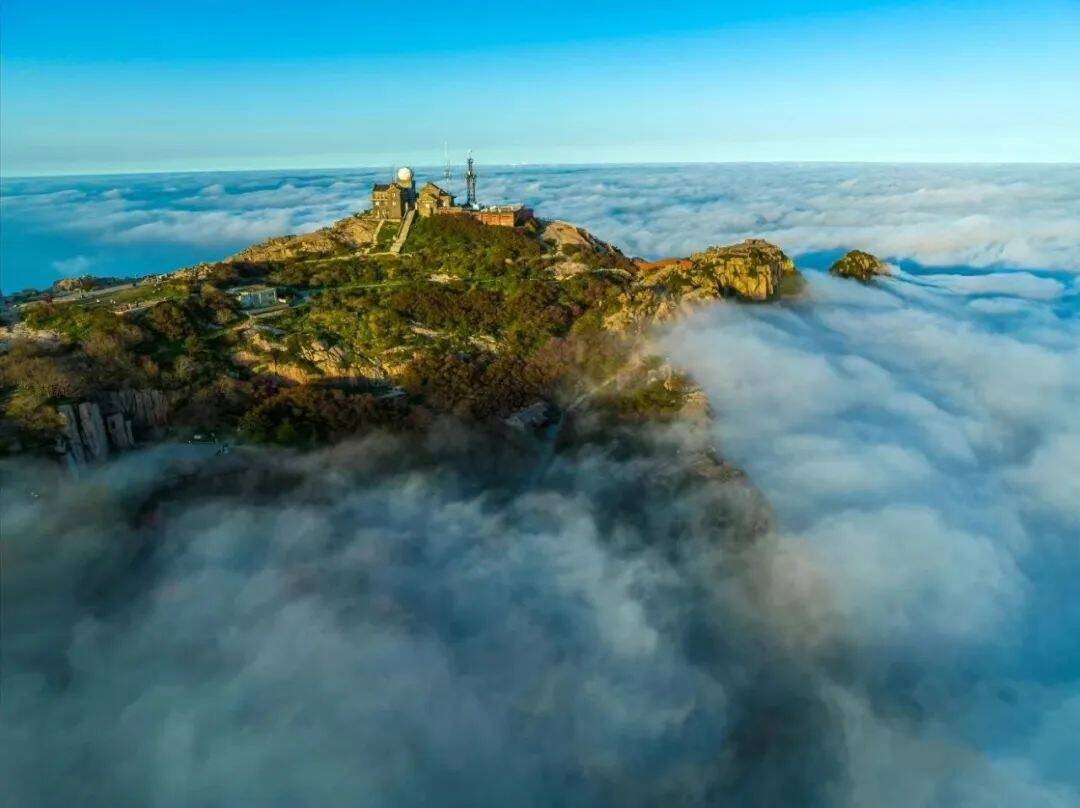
[1,1,1079,175]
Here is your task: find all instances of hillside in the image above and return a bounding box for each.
[0,209,802,470]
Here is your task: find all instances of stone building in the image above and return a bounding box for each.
[417,182,456,217]
[371,162,534,228]
[371,166,417,220]
[471,204,533,227]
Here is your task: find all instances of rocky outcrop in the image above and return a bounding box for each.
[227,214,380,263]
[56,389,169,468]
[99,389,169,434]
[829,250,889,281]
[231,328,372,384]
[504,401,555,432]
[105,412,136,451]
[540,220,623,258]
[57,405,90,466]
[631,239,798,306]
[686,239,799,301]
[0,323,64,351]
[608,239,801,331]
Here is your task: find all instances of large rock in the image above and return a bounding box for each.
[56,404,88,466]
[829,249,889,281]
[227,215,380,263]
[105,412,136,451]
[57,400,110,466]
[610,239,801,330]
[687,239,799,301]
[99,389,169,432]
[76,402,109,462]
[56,389,170,468]
[539,220,623,258]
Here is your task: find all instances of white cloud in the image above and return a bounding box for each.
[50,255,93,275]
[3,165,1079,281]
[480,164,1080,271]
[919,272,1066,299]
[2,164,1079,801]
[653,254,1079,796]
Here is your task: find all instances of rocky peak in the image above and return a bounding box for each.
[687,239,799,302]
[829,249,889,281]
[604,238,802,331]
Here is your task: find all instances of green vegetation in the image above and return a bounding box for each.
[1,214,704,458]
[239,386,408,445]
[83,282,189,308]
[829,249,888,282]
[374,221,400,251]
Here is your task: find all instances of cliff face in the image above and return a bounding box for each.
[57,389,169,468]
[829,249,889,281]
[608,239,801,330]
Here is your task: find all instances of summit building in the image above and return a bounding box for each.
[370,157,532,227]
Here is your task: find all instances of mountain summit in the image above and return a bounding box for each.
[2,206,801,468]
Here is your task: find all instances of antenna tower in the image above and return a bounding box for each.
[465,151,478,209]
[442,142,452,181]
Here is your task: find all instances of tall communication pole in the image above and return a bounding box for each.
[465,152,478,209]
[442,142,452,181]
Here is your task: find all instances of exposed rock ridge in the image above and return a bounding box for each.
[607,239,801,331]
[226,215,381,264]
[57,389,169,468]
[687,239,798,301]
[540,220,623,258]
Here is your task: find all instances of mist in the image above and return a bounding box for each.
[658,264,1080,804]
[2,424,834,806]
[5,259,1079,803]
[3,163,1079,804]
[4,163,1079,291]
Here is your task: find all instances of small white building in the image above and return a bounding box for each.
[233,286,277,309]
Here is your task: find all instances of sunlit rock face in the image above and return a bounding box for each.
[829,250,889,282]
[604,239,802,332]
[689,239,799,301]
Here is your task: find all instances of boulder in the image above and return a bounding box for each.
[829,250,889,281]
[539,220,623,258]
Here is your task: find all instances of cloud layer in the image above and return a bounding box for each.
[1,433,820,806]
[2,164,1078,804]
[658,265,1080,804]
[3,163,1078,291]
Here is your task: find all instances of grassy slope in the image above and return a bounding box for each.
[1,215,690,454]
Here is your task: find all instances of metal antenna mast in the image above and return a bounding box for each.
[442,142,452,181]
[465,151,477,209]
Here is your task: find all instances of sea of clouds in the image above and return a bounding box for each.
[2,164,1079,804]
[659,264,1080,802]
[2,163,1079,291]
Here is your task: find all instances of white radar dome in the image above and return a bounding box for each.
[396,166,414,183]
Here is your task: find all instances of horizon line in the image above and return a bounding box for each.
[4,158,1079,181]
